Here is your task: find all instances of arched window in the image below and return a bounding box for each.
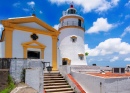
[62,58,71,65]
[70,36,77,43]
[78,54,84,60]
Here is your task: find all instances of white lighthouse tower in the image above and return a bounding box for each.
[58,4,87,65]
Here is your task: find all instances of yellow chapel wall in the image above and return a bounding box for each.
[2,16,60,70]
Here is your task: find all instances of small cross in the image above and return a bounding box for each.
[32,7,36,16]
[31,34,38,40]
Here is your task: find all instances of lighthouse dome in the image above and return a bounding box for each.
[67,4,77,14]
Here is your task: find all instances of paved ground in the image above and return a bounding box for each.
[10,83,37,93]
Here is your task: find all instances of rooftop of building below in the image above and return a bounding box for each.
[87,72,130,78]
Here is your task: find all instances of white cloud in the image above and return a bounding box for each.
[23,8,30,12]
[124,57,130,61]
[22,1,35,12]
[98,58,103,61]
[125,0,130,7]
[49,0,120,13]
[110,56,119,62]
[13,2,21,7]
[125,15,130,20]
[119,14,123,18]
[27,1,35,7]
[121,26,130,37]
[85,38,130,56]
[86,18,113,34]
[53,24,59,30]
[87,58,95,63]
[39,11,43,14]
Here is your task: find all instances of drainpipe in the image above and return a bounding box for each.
[100,82,102,93]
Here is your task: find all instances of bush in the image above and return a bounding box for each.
[0,75,15,93]
[85,52,89,56]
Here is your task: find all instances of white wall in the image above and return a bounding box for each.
[12,30,52,65]
[57,48,62,68]
[71,72,130,93]
[71,72,105,93]
[19,22,47,31]
[105,78,130,93]
[26,68,43,93]
[0,42,5,58]
[59,28,87,65]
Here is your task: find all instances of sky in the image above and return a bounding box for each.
[0,0,130,67]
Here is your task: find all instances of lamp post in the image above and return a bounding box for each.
[46,65,53,73]
[41,61,53,73]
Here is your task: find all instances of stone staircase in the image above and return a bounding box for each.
[44,71,75,93]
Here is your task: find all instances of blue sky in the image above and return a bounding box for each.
[0,0,130,67]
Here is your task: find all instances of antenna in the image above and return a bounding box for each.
[70,1,74,8]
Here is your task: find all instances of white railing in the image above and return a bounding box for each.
[59,21,85,29]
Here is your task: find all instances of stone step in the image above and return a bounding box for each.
[45,88,73,92]
[44,80,66,83]
[44,78,64,80]
[44,74,61,76]
[44,71,60,74]
[44,85,70,89]
[44,72,60,74]
[44,83,68,86]
[44,71,75,93]
[47,90,75,93]
[44,76,63,78]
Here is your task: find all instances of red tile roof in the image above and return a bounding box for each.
[67,74,86,93]
[87,72,130,78]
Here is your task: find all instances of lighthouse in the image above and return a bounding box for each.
[58,4,87,65]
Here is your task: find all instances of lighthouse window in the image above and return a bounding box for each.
[78,19,81,27]
[71,10,73,13]
[71,36,77,43]
[78,54,84,60]
[68,9,76,14]
[79,56,84,60]
[72,38,76,42]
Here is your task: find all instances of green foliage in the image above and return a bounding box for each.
[85,52,89,56]
[0,75,15,93]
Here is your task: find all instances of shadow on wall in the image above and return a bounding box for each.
[0,69,9,91]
